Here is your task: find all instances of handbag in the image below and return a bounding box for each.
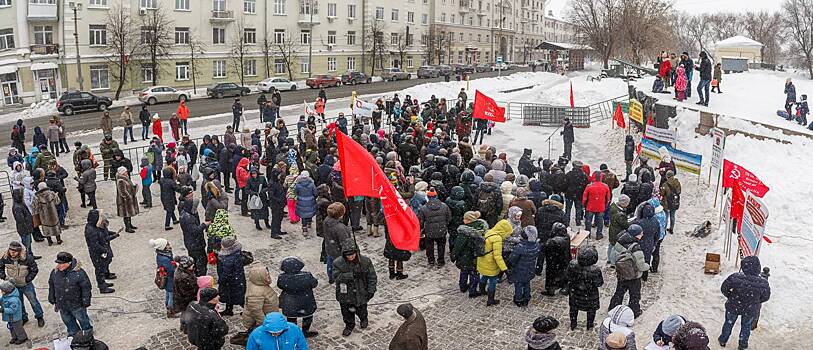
[154,266,168,290]
[248,183,264,210]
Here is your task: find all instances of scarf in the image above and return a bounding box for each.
[525,327,557,350]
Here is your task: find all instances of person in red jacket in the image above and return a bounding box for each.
[235,157,251,217]
[176,100,190,135]
[151,114,164,143]
[659,54,672,90]
[582,171,610,239]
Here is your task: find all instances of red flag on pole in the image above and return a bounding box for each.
[613,102,626,128]
[636,141,642,155]
[569,81,575,108]
[473,90,506,122]
[647,112,654,126]
[730,180,746,231]
[721,160,770,198]
[335,130,420,250]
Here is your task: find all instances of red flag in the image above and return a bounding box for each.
[335,131,420,251]
[569,81,575,108]
[613,102,626,128]
[636,141,642,155]
[647,112,654,126]
[473,90,506,122]
[730,180,745,231]
[721,160,770,197]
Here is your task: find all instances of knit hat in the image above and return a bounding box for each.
[605,332,627,349]
[396,303,414,319]
[179,186,193,198]
[662,314,686,336]
[515,187,529,198]
[37,182,48,190]
[176,256,195,269]
[149,238,169,251]
[522,226,538,242]
[8,241,23,252]
[219,236,242,257]
[532,315,559,333]
[628,174,638,182]
[415,181,429,192]
[198,287,220,304]
[548,194,562,204]
[0,280,14,294]
[427,187,437,197]
[463,211,481,224]
[673,321,710,350]
[618,194,631,208]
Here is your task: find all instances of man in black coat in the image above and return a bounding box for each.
[139,105,151,140]
[534,196,566,275]
[83,209,116,293]
[179,191,209,276]
[564,161,588,226]
[218,144,234,192]
[560,118,574,160]
[696,51,712,106]
[182,135,198,170]
[48,252,93,336]
[623,135,635,180]
[718,256,771,349]
[517,148,541,178]
[416,191,452,266]
[543,223,571,296]
[231,99,243,131]
[333,245,378,337]
[160,168,182,230]
[182,287,229,350]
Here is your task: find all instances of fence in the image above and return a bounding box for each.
[0,170,10,204]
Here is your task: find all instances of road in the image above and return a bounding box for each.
[1,68,530,133]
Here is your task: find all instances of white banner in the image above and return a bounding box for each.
[711,127,725,172]
[740,192,769,256]
[352,98,375,117]
[645,125,677,144]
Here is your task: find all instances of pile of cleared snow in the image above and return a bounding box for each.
[17,100,57,120]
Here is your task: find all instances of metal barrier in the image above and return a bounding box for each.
[0,170,11,204]
[586,95,630,123]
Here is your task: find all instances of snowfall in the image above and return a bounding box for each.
[3,67,810,348]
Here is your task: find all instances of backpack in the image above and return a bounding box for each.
[477,189,497,217]
[468,231,490,257]
[614,244,639,281]
[666,182,680,210]
[154,266,168,290]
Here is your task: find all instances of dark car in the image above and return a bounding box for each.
[340,71,372,85]
[436,65,453,76]
[454,64,476,75]
[305,74,341,89]
[475,64,490,73]
[417,66,439,78]
[57,91,113,116]
[207,83,250,98]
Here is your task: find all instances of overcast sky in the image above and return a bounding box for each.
[545,0,782,19]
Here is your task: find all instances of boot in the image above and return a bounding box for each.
[477,281,487,296]
[372,225,381,238]
[46,237,53,246]
[367,224,373,237]
[265,219,272,229]
[255,221,263,231]
[56,235,63,245]
[486,291,500,306]
[395,272,408,280]
[542,288,556,296]
[389,267,396,280]
[167,310,179,318]
[269,233,282,240]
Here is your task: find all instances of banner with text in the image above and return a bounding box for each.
[644,125,676,144]
[352,98,376,117]
[629,99,644,124]
[739,192,769,257]
[640,138,702,175]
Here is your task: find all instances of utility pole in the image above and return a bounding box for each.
[72,3,84,90]
[308,0,315,78]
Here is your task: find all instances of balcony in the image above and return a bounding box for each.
[30,44,60,55]
[210,10,235,22]
[28,2,59,22]
[298,13,320,26]
[476,9,487,16]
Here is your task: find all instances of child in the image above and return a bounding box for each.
[651,314,686,348]
[598,305,637,350]
[508,226,540,307]
[140,157,153,208]
[674,66,687,101]
[796,94,809,126]
[566,246,603,330]
[524,315,561,350]
[1,280,28,344]
[150,238,177,317]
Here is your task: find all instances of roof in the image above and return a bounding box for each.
[715,35,763,48]
[535,41,592,51]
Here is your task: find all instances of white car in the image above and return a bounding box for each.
[257,78,297,93]
[138,86,188,105]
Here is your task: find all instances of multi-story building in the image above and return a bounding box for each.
[429,0,545,65]
[543,9,575,44]
[0,0,431,106]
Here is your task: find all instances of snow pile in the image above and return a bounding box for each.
[399,72,566,103]
[17,100,57,120]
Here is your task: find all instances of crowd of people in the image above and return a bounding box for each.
[653,51,715,107]
[1,85,771,350]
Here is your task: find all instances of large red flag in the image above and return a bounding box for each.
[569,81,575,108]
[473,90,506,122]
[613,102,626,128]
[335,131,420,250]
[730,179,745,230]
[721,160,770,198]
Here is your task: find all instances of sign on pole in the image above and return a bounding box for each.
[644,125,676,144]
[739,192,769,257]
[352,98,375,117]
[496,56,503,64]
[629,99,643,124]
[711,127,726,207]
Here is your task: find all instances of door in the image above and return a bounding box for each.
[80,92,95,110]
[36,69,58,100]
[1,81,20,105]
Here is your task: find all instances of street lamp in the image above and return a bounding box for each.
[70,2,84,90]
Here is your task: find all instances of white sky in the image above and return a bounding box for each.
[545,0,782,19]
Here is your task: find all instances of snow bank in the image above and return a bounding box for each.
[16,100,57,120]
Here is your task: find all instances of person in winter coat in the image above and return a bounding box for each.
[246,168,271,230]
[99,111,113,136]
[246,312,308,350]
[444,186,468,249]
[508,226,540,307]
[173,256,198,314]
[476,174,504,227]
[267,169,287,238]
[277,256,319,338]
[533,195,565,275]
[176,100,190,135]
[121,106,135,144]
[151,114,164,143]
[599,305,638,350]
[633,201,659,276]
[583,171,610,239]
[294,171,318,236]
[216,236,246,316]
[383,222,412,280]
[204,181,229,222]
[565,161,588,226]
[652,314,686,347]
[451,211,488,297]
[623,136,635,180]
[417,189,452,266]
[11,120,26,155]
[695,51,712,106]
[488,159,509,185]
[675,66,688,101]
[139,105,151,140]
[567,246,603,330]
[499,180,515,219]
[712,63,723,93]
[389,303,428,350]
[149,238,177,317]
[179,194,209,276]
[1,279,28,344]
[11,189,36,255]
[620,173,641,215]
[608,226,648,317]
[83,209,116,293]
[160,167,181,230]
[607,195,630,264]
[525,315,562,350]
[543,222,571,296]
[169,113,181,142]
[333,244,378,336]
[477,219,510,306]
[323,202,351,283]
[115,166,139,233]
[0,242,44,326]
[659,170,681,233]
[561,117,574,160]
[48,252,93,336]
[510,188,537,228]
[674,321,711,350]
[242,264,280,333]
[32,182,62,245]
[182,287,229,350]
[718,255,771,349]
[46,119,61,156]
[235,157,251,216]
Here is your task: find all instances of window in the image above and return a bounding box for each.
[459,33,463,42]
[141,65,154,83]
[213,0,226,11]
[423,0,427,3]
[327,57,336,72]
[274,29,285,43]
[406,57,413,68]
[420,34,427,46]
[407,34,413,46]
[274,59,286,74]
[273,0,285,14]
[327,31,336,45]
[89,0,108,6]
[346,57,355,71]
[391,9,399,21]
[175,27,189,44]
[458,51,463,64]
[375,7,384,20]
[451,14,455,23]
[213,60,227,78]
[327,3,336,17]
[141,0,156,9]
[300,30,310,44]
[477,34,481,42]
[33,26,53,45]
[175,0,189,10]
[176,62,190,80]
[300,61,309,74]
[347,4,356,18]
[407,11,414,23]
[421,13,428,25]
[141,26,155,44]
[89,25,107,46]
[346,31,356,45]
[300,0,313,14]
[244,28,256,44]
[244,60,257,76]
[90,65,110,89]
[440,13,446,22]
[0,29,14,50]
[213,28,226,44]
[390,33,399,45]
[244,0,256,13]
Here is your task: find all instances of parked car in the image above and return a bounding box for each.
[417,66,439,78]
[454,64,476,75]
[475,64,491,73]
[491,62,509,71]
[57,91,113,116]
[340,71,372,85]
[257,78,297,92]
[138,86,189,105]
[305,74,341,89]
[380,67,411,81]
[435,65,453,77]
[207,83,251,98]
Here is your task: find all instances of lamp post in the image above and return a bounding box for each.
[71,2,84,90]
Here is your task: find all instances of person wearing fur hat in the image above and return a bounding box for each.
[652,314,687,347]
[598,305,637,350]
[534,194,566,275]
[333,243,378,336]
[84,209,117,294]
[181,287,230,350]
[674,321,710,350]
[567,246,603,330]
[1,279,28,344]
[150,238,177,317]
[32,181,62,245]
[0,241,45,327]
[389,303,428,350]
[718,255,770,349]
[173,256,199,315]
[116,166,139,233]
[217,236,246,316]
[509,187,537,228]
[525,315,561,350]
[508,226,540,307]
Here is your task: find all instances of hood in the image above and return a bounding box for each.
[450,186,465,200]
[12,161,22,172]
[80,159,91,171]
[607,305,635,327]
[280,257,304,274]
[11,188,23,203]
[491,159,505,171]
[529,179,542,192]
[86,209,101,225]
[641,203,655,219]
[197,275,214,290]
[577,246,598,266]
[522,148,532,157]
[488,219,513,239]
[261,312,290,333]
[162,167,174,179]
[238,157,250,169]
[500,181,513,195]
[541,199,564,210]
[317,184,330,198]
[23,176,33,190]
[616,231,638,246]
[478,181,498,193]
[473,164,486,177]
[741,256,761,276]
[324,155,335,166]
[247,265,269,286]
[460,170,475,183]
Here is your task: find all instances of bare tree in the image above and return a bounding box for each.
[782,0,813,78]
[230,19,250,87]
[186,34,206,95]
[686,14,713,56]
[570,0,620,69]
[620,0,672,64]
[669,13,697,54]
[103,5,138,100]
[139,5,174,86]
[363,20,387,76]
[706,13,745,43]
[261,31,274,78]
[275,32,298,81]
[392,29,410,68]
[743,11,782,64]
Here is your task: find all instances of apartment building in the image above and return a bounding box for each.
[0,0,431,106]
[543,10,575,44]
